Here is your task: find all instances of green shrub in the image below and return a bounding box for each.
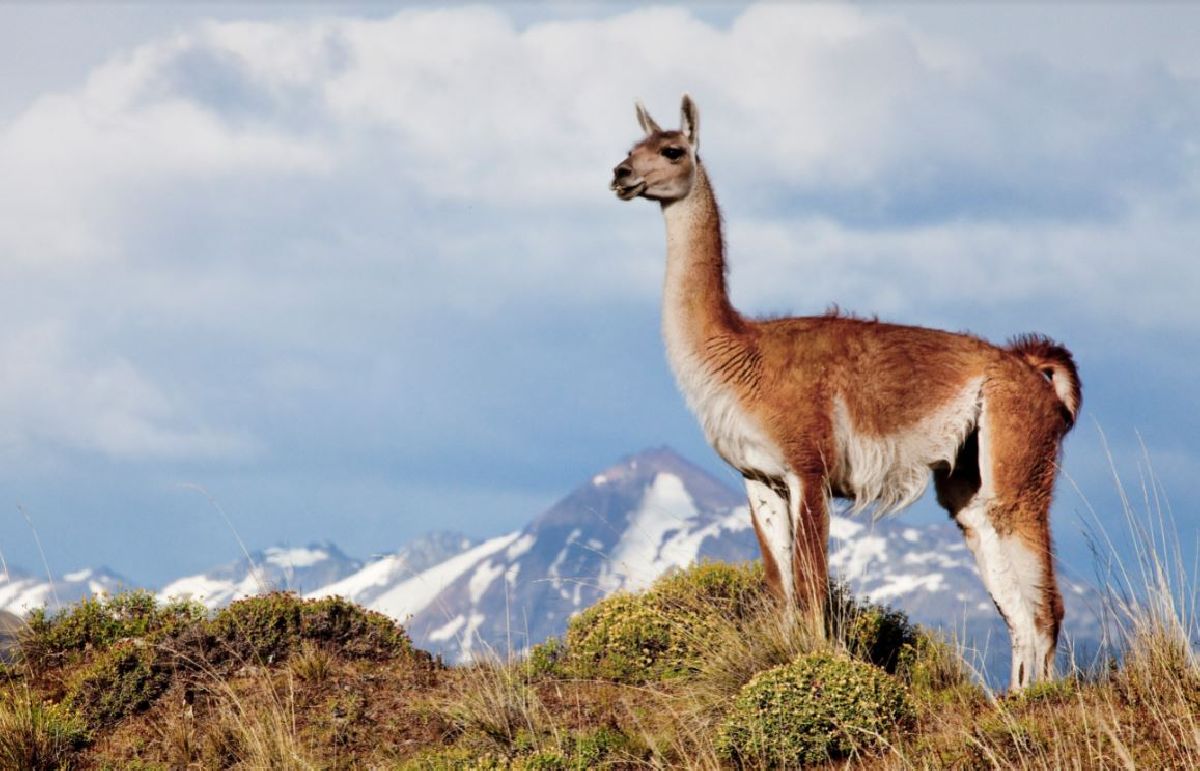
[299,595,415,660]
[565,726,639,767]
[517,750,568,770]
[718,651,913,766]
[155,597,208,635]
[206,592,418,666]
[65,643,172,729]
[653,560,764,614]
[21,590,166,671]
[398,745,509,770]
[894,630,979,703]
[0,688,89,769]
[828,583,918,673]
[208,593,303,665]
[563,561,763,683]
[564,591,687,682]
[525,637,566,679]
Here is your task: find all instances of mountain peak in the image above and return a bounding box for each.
[588,446,741,502]
[585,446,744,514]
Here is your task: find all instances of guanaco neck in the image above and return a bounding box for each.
[661,162,748,370]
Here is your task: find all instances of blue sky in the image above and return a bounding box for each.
[0,3,1198,586]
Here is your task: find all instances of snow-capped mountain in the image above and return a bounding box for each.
[307,530,480,613]
[0,565,129,616]
[311,448,758,659]
[2,447,1105,685]
[309,447,1105,677]
[158,541,363,609]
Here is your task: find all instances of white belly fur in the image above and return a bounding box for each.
[832,377,983,517]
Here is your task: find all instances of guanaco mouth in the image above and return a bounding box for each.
[611,180,646,200]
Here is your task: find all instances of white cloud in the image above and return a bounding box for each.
[0,2,1197,467]
[0,322,256,461]
[725,210,1200,333]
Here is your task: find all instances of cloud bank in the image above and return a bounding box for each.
[0,3,1197,580]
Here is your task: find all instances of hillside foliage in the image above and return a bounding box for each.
[0,558,1194,768]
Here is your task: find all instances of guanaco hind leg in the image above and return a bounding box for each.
[935,403,1064,690]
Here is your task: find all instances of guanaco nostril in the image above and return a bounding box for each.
[614,164,633,180]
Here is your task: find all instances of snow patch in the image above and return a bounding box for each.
[601,472,699,593]
[158,572,264,609]
[867,573,946,599]
[429,614,466,643]
[313,553,403,599]
[505,533,535,561]
[364,532,520,622]
[547,528,582,594]
[469,560,505,605]
[458,611,488,661]
[829,533,887,577]
[264,546,328,568]
[829,515,864,540]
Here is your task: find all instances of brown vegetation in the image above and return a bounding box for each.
[0,529,1194,769]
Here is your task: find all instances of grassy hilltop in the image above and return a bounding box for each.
[0,558,1196,769]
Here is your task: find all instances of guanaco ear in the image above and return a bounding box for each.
[680,94,699,149]
[635,100,661,135]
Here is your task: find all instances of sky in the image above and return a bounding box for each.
[0,2,1198,587]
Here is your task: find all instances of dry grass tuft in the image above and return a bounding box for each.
[440,653,558,755]
[0,684,88,770]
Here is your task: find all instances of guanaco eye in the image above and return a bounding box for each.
[660,146,685,160]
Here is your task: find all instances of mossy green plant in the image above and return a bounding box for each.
[563,561,763,683]
[718,651,913,766]
[65,642,172,729]
[21,590,171,671]
[205,592,418,667]
[398,745,509,770]
[207,592,303,665]
[524,637,566,679]
[831,589,917,673]
[299,595,415,660]
[565,726,639,767]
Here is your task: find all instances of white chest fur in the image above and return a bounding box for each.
[662,313,787,480]
[659,181,788,482]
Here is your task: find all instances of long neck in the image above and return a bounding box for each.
[661,163,743,349]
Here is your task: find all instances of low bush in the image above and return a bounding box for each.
[564,725,641,767]
[205,592,419,667]
[299,595,415,660]
[65,642,172,729]
[20,590,181,671]
[829,583,918,673]
[563,561,763,683]
[525,637,566,679]
[207,593,303,665]
[717,651,913,766]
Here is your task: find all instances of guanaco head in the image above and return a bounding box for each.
[610,94,699,203]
